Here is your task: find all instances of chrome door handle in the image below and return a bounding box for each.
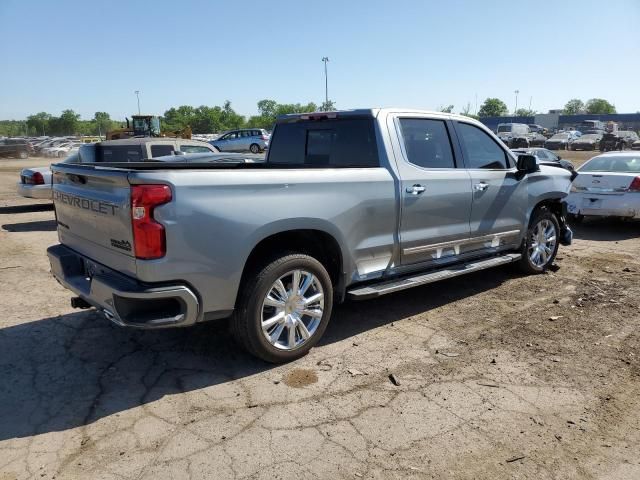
[474,182,489,191]
[406,184,426,195]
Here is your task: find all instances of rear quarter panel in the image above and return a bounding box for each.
[129,168,397,314]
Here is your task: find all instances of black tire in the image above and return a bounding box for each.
[230,253,333,363]
[249,143,260,154]
[518,206,560,274]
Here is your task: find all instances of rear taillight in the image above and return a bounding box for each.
[628,176,640,192]
[131,185,172,259]
[26,172,45,185]
[261,135,269,141]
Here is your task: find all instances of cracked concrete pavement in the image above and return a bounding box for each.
[1,155,639,479]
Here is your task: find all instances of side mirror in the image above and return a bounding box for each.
[517,154,538,173]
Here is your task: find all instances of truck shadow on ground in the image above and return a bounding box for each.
[0,203,53,214]
[571,219,639,242]
[0,266,516,442]
[2,219,57,232]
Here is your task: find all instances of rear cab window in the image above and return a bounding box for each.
[267,118,379,167]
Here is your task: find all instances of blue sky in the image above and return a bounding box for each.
[1,0,638,120]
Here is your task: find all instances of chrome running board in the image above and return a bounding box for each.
[347,253,521,300]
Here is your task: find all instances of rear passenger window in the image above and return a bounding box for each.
[456,123,509,169]
[180,145,211,153]
[399,118,455,168]
[150,144,175,157]
[268,118,379,167]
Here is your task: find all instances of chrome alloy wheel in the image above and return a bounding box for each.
[528,219,557,268]
[261,269,324,350]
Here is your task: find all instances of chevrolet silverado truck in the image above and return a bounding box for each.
[47,109,573,363]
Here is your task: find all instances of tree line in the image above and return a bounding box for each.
[0,99,338,137]
[0,96,621,137]
[466,97,617,118]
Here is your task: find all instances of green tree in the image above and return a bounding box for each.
[319,100,335,112]
[515,108,536,117]
[459,103,479,119]
[246,99,317,129]
[58,109,81,135]
[93,112,111,137]
[439,105,454,113]
[220,100,245,130]
[478,98,508,117]
[27,112,52,136]
[563,99,584,115]
[257,99,278,118]
[585,98,616,114]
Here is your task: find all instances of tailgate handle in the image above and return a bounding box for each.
[66,173,87,184]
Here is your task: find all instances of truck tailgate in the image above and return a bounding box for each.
[52,165,137,277]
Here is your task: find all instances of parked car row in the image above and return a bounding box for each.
[0,135,102,159]
[0,138,33,158]
[16,137,262,199]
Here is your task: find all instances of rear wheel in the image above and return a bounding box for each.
[518,206,560,274]
[18,151,28,159]
[249,143,260,154]
[231,253,333,363]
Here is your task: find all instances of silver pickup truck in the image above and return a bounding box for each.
[47,109,573,363]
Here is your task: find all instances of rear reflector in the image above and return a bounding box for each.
[628,176,640,192]
[131,185,172,259]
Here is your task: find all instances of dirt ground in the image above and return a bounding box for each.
[1,152,639,480]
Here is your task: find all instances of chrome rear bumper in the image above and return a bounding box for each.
[47,244,200,328]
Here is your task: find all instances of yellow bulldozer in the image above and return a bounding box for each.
[106,115,192,140]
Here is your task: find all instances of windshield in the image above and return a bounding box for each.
[551,133,569,140]
[62,153,80,164]
[497,125,511,133]
[132,117,161,136]
[579,155,640,173]
[578,134,600,141]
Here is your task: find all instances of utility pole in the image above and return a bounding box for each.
[514,90,519,115]
[474,93,478,116]
[134,90,141,115]
[321,57,329,109]
[529,96,532,111]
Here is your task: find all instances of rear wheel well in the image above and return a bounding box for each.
[239,230,344,304]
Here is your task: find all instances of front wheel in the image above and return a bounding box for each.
[231,253,333,363]
[518,207,560,274]
[249,143,260,154]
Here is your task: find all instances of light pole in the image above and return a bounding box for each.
[134,90,141,115]
[514,90,519,115]
[321,57,329,109]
